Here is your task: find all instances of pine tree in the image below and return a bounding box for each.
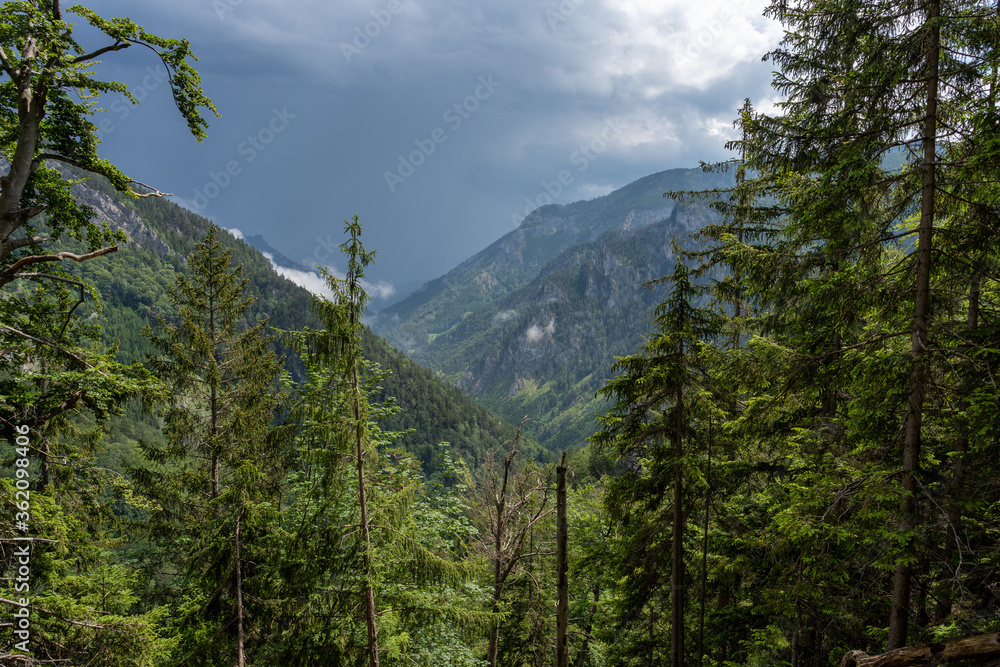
[133,224,286,665]
[678,0,1000,653]
[270,216,494,666]
[594,260,720,666]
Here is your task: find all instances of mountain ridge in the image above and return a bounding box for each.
[368,166,732,450]
[57,167,546,471]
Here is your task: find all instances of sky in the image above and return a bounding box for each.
[79,0,784,300]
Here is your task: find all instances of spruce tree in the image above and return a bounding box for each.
[133,224,286,665]
[594,260,720,666]
[679,0,1000,652]
[270,216,492,667]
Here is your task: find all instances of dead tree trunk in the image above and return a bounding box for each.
[556,450,569,667]
[483,421,552,667]
[841,633,1000,667]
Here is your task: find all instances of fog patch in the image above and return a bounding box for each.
[525,318,556,342]
[493,309,518,323]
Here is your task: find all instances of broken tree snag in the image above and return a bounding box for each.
[840,633,1000,667]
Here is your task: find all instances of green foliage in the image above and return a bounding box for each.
[130,225,288,664]
[267,218,498,667]
[0,0,217,288]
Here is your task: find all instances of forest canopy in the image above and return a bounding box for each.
[2,1,1000,666]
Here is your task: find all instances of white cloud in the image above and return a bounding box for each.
[525,318,556,343]
[493,308,518,323]
[167,0,779,100]
[262,252,333,297]
[361,279,397,301]
[262,252,395,301]
[86,0,785,287]
[226,226,244,240]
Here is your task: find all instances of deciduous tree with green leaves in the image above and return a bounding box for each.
[0,0,216,288]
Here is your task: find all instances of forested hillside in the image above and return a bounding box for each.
[61,168,543,471]
[370,168,730,451]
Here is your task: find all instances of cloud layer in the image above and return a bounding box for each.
[83,0,784,292]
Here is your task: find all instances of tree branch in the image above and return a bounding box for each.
[0,597,105,629]
[0,206,50,242]
[11,272,90,337]
[0,46,17,80]
[129,180,172,198]
[70,40,129,64]
[0,234,51,255]
[0,324,91,368]
[1,245,118,283]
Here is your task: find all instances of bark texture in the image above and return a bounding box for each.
[841,633,1000,667]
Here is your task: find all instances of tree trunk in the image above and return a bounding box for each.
[235,505,246,667]
[888,0,939,650]
[0,71,47,253]
[487,439,514,667]
[488,578,502,667]
[698,422,711,667]
[715,586,732,663]
[938,262,981,621]
[353,366,379,667]
[576,584,600,667]
[671,383,685,667]
[556,450,569,667]
[842,633,1000,667]
[210,278,220,501]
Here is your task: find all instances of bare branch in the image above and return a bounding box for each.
[70,40,129,64]
[0,233,50,255]
[129,180,172,198]
[1,245,118,283]
[0,324,91,368]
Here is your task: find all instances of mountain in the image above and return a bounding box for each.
[242,233,314,273]
[368,167,733,451]
[60,169,544,472]
[241,230,427,311]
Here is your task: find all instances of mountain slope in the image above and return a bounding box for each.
[61,169,544,471]
[369,167,731,357]
[369,167,730,451]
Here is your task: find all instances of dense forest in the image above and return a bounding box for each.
[3,1,1000,666]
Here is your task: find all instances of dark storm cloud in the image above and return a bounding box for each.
[75,0,782,294]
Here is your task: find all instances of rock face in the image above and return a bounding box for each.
[70,182,175,259]
[369,166,731,452]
